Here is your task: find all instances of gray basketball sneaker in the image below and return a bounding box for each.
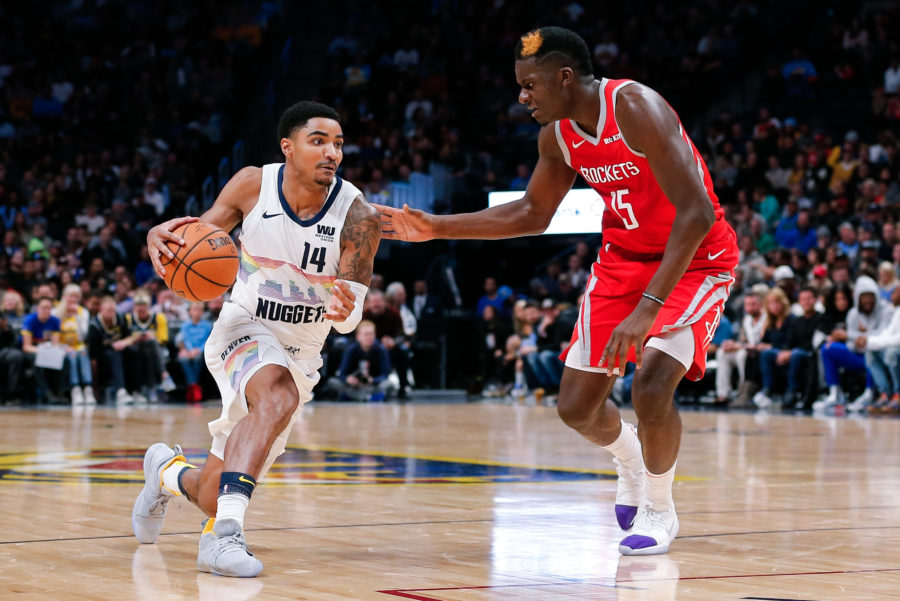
[132,443,184,543]
[197,518,264,578]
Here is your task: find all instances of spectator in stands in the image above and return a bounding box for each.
[411,279,438,321]
[885,56,900,96]
[859,284,900,414]
[328,320,394,401]
[87,296,135,405]
[753,288,798,408]
[478,304,512,394]
[877,261,898,300]
[21,296,62,403]
[476,277,505,318]
[816,276,889,411]
[177,302,213,403]
[523,299,567,394]
[126,290,170,403]
[836,222,860,261]
[385,282,416,338]
[716,290,766,405]
[54,284,95,406]
[85,225,127,270]
[364,289,409,398]
[509,164,531,190]
[566,253,589,290]
[784,287,824,409]
[0,310,24,403]
[1,290,26,331]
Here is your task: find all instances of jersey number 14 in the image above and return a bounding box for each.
[300,242,327,272]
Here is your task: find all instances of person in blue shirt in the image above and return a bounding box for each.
[328,320,394,401]
[177,302,213,403]
[476,277,507,319]
[21,296,62,403]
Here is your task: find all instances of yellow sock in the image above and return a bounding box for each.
[160,458,196,496]
[202,518,216,534]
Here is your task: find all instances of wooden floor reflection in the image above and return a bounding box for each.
[1,401,898,600]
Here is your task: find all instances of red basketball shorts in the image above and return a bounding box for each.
[561,230,738,381]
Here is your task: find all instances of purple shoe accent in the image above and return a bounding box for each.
[619,534,658,550]
[615,504,638,530]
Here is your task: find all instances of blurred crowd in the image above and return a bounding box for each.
[0,1,276,403]
[0,1,899,413]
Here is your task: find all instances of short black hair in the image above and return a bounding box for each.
[798,286,817,296]
[514,26,593,76]
[277,101,340,142]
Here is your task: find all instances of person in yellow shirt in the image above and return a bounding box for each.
[54,284,95,405]
[126,290,170,403]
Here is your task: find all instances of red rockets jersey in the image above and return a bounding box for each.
[554,78,731,256]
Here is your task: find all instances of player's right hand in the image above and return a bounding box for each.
[147,216,200,278]
[373,203,435,242]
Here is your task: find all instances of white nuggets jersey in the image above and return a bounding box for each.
[228,163,358,362]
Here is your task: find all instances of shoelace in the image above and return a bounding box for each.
[633,503,668,534]
[218,530,255,557]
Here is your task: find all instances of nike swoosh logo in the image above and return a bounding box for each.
[572,139,586,149]
[262,212,283,219]
[707,249,726,260]
[238,476,256,488]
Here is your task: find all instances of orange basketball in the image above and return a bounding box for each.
[161,222,239,302]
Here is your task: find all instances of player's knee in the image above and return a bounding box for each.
[631,380,675,422]
[556,390,599,430]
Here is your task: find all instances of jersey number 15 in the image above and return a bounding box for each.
[608,189,639,230]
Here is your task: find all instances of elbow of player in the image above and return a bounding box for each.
[693,202,716,233]
[532,211,555,235]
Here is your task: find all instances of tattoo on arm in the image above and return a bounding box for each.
[338,196,381,285]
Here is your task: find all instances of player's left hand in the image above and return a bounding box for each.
[601,301,660,374]
[325,280,355,322]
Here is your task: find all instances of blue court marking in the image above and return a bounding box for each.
[0,446,617,486]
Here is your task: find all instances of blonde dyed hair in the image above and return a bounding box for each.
[764,287,792,330]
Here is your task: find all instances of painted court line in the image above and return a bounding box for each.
[379,568,900,600]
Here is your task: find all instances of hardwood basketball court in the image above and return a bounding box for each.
[1,401,898,600]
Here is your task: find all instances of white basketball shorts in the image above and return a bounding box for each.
[564,325,695,374]
[204,302,320,478]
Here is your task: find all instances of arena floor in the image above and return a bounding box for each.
[1,400,898,600]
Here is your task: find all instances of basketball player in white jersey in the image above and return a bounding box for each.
[133,101,380,577]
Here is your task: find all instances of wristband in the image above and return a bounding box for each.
[642,292,665,306]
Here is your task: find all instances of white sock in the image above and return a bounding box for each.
[161,461,194,496]
[216,493,250,529]
[602,420,643,472]
[646,462,676,512]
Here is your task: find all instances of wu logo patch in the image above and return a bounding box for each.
[315,224,335,242]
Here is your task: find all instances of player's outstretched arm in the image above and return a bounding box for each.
[326,196,381,323]
[146,167,261,277]
[375,126,575,242]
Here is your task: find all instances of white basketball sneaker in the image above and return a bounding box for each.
[132,443,185,543]
[197,518,263,578]
[612,422,645,530]
[613,457,645,530]
[618,503,679,556]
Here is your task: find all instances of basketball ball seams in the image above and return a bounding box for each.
[165,224,220,294]
[183,256,240,287]
[162,222,238,301]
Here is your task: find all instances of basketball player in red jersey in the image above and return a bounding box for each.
[377,27,738,555]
